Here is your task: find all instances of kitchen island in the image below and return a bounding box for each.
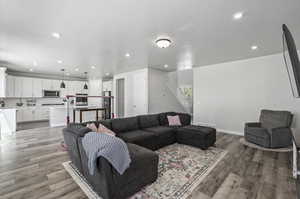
[49,106,106,127]
[0,108,17,138]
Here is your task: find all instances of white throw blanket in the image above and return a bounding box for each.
[82,132,131,175]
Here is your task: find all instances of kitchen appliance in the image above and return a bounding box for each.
[75,93,88,106]
[43,90,60,98]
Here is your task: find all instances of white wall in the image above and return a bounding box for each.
[113,68,148,117]
[102,80,113,92]
[88,79,102,106]
[0,67,7,97]
[193,53,300,135]
[148,68,186,114]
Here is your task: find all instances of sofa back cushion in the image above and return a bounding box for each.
[138,114,160,129]
[159,112,191,126]
[259,109,293,129]
[159,112,177,125]
[112,116,139,133]
[67,123,92,137]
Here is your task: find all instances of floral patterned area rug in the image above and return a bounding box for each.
[63,144,227,199]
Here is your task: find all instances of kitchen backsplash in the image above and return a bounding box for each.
[3,98,65,108]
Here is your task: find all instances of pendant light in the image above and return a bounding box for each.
[60,69,66,89]
[83,72,88,90]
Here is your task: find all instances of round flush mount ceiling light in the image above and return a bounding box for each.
[233,12,243,20]
[251,45,258,50]
[164,64,169,68]
[125,53,130,57]
[52,32,61,39]
[155,38,172,48]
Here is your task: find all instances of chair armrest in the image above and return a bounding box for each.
[269,127,292,148]
[245,122,261,128]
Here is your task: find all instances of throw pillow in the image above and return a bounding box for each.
[98,123,116,136]
[167,115,182,126]
[86,123,98,132]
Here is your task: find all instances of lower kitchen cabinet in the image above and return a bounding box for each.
[17,108,50,123]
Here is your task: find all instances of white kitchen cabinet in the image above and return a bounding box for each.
[22,77,33,97]
[22,109,34,121]
[14,77,23,98]
[34,108,49,120]
[32,78,43,97]
[60,81,70,98]
[6,75,15,97]
[42,79,52,90]
[52,80,60,90]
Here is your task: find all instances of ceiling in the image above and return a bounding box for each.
[0,0,300,78]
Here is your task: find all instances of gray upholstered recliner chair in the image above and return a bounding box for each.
[244,109,293,148]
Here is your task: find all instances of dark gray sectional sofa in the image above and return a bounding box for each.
[63,112,216,199]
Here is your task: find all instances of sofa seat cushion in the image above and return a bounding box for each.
[144,126,176,148]
[113,143,158,187]
[138,114,160,129]
[117,130,157,150]
[144,126,174,137]
[111,117,139,133]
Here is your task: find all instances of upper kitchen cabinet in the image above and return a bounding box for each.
[22,77,33,97]
[60,80,70,98]
[14,76,23,97]
[0,68,6,97]
[42,79,60,91]
[32,78,43,97]
[42,79,52,90]
[6,75,15,97]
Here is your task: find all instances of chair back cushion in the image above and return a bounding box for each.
[259,109,293,129]
[138,114,160,129]
[112,116,139,133]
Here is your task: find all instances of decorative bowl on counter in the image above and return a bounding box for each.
[16,102,23,107]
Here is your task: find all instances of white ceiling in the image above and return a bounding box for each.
[0,0,300,78]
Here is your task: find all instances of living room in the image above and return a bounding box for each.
[0,0,300,199]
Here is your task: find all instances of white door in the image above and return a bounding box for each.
[132,72,148,116]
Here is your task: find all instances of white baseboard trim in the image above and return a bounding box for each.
[192,121,244,136]
[217,128,244,136]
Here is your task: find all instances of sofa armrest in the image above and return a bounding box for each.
[245,122,261,128]
[77,137,116,199]
[63,128,84,173]
[270,127,292,148]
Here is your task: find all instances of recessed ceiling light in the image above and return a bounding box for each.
[251,45,258,50]
[164,64,169,68]
[57,60,63,64]
[105,73,110,76]
[29,68,33,72]
[125,53,130,57]
[66,73,70,76]
[233,12,243,20]
[156,38,172,48]
[91,66,96,69]
[33,61,37,66]
[75,68,79,71]
[52,32,61,39]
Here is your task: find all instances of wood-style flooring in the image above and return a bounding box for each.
[0,127,297,199]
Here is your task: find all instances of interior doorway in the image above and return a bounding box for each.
[116,78,125,117]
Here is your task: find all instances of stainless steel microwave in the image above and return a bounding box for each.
[43,90,60,98]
